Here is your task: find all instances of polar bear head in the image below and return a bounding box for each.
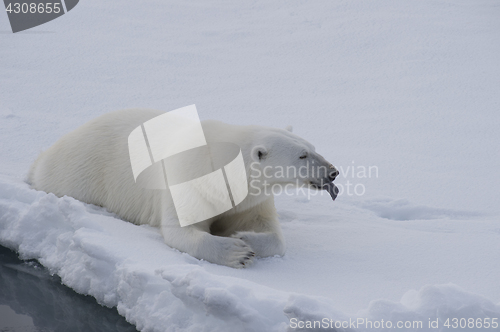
[246,126,339,200]
[201,120,339,201]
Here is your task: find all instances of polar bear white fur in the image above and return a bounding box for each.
[29,109,338,268]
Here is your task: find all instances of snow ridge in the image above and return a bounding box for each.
[1,177,499,331]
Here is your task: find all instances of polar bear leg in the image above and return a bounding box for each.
[160,225,255,268]
[231,230,286,258]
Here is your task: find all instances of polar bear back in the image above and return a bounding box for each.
[29,109,165,226]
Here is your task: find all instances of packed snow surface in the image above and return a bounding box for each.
[1,0,499,331]
[1,177,499,331]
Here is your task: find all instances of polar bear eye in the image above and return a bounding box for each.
[299,154,307,159]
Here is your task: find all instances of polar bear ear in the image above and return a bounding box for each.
[285,125,293,132]
[251,145,268,162]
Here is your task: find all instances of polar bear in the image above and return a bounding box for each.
[28,109,339,268]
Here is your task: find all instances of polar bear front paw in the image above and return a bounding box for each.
[231,231,285,258]
[221,237,255,268]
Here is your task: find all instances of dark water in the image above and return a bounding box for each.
[0,246,138,332]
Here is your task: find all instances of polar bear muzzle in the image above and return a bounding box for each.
[325,165,340,200]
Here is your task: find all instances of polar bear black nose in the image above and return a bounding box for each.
[328,169,339,181]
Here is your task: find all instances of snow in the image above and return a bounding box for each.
[1,177,499,331]
[1,0,500,331]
